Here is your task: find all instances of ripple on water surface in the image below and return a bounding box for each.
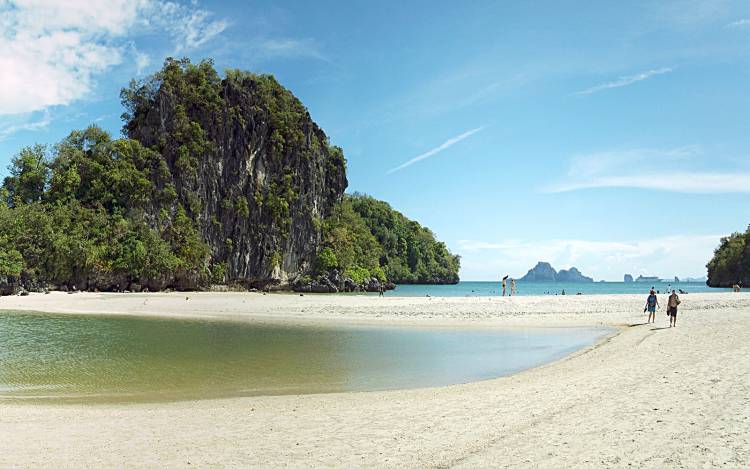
[0,311,610,403]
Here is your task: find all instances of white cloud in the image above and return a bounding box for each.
[387,126,485,174]
[573,67,672,96]
[457,235,720,281]
[545,146,750,194]
[0,1,227,116]
[726,19,750,28]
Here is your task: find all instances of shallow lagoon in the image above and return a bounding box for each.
[0,311,610,403]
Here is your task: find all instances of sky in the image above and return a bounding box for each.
[1,0,749,281]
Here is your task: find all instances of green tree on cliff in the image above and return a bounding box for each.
[706,227,750,287]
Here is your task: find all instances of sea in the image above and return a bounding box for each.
[385,281,730,297]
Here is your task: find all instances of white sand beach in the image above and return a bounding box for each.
[1,291,749,467]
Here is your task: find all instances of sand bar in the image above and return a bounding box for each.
[1,292,749,467]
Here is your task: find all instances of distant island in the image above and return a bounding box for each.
[683,276,707,283]
[519,262,594,283]
[624,274,634,283]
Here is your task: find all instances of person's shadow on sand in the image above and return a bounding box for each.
[650,327,670,331]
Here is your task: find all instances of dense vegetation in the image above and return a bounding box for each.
[316,194,460,285]
[706,227,750,287]
[0,58,459,293]
[0,127,209,291]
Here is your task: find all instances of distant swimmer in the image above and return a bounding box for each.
[644,288,659,324]
[501,275,508,296]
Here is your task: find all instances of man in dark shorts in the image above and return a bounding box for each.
[667,290,680,327]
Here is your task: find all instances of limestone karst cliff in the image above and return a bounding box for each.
[519,262,594,283]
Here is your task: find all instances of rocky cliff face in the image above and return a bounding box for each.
[122,59,347,288]
[519,262,594,283]
[519,262,557,282]
[556,267,593,283]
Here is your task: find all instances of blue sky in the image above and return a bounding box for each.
[2,0,750,280]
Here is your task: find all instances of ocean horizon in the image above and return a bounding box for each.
[385,281,729,297]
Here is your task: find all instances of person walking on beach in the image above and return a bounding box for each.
[510,278,517,296]
[501,275,508,296]
[667,290,681,327]
[644,289,659,323]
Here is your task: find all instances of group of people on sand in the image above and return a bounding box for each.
[644,287,681,327]
[500,275,517,296]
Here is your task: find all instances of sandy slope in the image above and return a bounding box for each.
[1,292,749,468]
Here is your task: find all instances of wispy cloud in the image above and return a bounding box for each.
[0,111,52,141]
[155,2,228,54]
[258,38,331,63]
[547,172,750,193]
[573,68,672,96]
[543,146,750,194]
[726,19,750,28]
[457,234,719,281]
[386,126,485,174]
[134,50,151,75]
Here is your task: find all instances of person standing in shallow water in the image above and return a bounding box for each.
[510,278,517,296]
[501,275,508,296]
[667,290,681,327]
[644,289,659,323]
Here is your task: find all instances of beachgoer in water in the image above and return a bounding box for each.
[561,289,566,295]
[510,278,517,296]
[644,289,659,323]
[501,275,508,296]
[667,290,680,327]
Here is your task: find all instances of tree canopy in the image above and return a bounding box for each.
[0,126,208,290]
[706,227,750,287]
[316,194,460,284]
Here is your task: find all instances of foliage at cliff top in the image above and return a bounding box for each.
[706,227,750,287]
[318,194,460,284]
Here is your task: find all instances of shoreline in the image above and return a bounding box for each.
[0,291,743,328]
[2,292,749,467]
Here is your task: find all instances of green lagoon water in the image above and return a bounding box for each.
[0,311,609,403]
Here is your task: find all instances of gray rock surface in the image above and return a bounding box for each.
[125,71,348,290]
[519,262,594,283]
